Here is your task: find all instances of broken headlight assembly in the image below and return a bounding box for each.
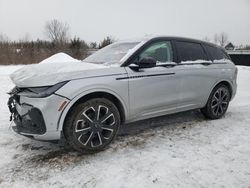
[12,81,68,98]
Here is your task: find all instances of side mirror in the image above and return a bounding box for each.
[138,57,156,68]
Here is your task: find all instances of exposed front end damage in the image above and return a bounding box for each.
[7,86,69,140]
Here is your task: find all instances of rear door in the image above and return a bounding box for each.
[174,40,215,108]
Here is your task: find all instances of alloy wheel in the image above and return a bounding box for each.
[211,87,229,117]
[74,105,116,148]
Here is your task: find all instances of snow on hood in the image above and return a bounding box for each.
[10,53,107,87]
[39,52,81,64]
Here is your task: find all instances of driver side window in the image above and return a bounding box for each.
[139,41,173,64]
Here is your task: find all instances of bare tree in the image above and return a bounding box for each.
[44,19,70,44]
[90,42,97,49]
[0,34,15,65]
[98,36,114,49]
[217,32,228,47]
[70,37,89,59]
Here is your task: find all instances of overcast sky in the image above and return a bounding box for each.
[0,0,250,45]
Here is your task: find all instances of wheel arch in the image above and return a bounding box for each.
[204,79,234,106]
[57,89,128,132]
[215,80,233,99]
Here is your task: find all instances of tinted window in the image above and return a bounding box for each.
[176,41,207,62]
[205,45,229,61]
[138,41,173,64]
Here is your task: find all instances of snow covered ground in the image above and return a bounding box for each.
[0,65,250,188]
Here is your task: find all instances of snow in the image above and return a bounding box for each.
[180,59,232,64]
[39,52,81,64]
[0,65,24,76]
[10,53,106,87]
[0,65,250,187]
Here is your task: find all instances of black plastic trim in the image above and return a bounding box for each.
[116,72,175,80]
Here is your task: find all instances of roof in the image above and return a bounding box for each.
[119,35,222,49]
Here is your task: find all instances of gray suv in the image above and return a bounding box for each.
[8,36,237,153]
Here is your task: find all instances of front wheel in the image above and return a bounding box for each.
[63,98,121,153]
[201,84,231,119]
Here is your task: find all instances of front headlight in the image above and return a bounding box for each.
[18,81,68,98]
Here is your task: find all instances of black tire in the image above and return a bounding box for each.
[201,84,231,119]
[63,98,121,153]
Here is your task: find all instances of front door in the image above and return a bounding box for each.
[125,40,181,121]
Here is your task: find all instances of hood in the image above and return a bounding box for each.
[10,53,122,87]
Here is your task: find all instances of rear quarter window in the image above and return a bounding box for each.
[204,45,229,61]
[176,41,208,62]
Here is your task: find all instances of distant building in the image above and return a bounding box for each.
[225,42,235,50]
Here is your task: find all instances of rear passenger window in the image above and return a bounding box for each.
[176,41,207,62]
[205,45,229,61]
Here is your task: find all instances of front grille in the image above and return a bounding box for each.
[14,107,47,134]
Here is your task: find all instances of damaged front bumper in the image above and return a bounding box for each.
[8,95,46,136]
[7,87,70,140]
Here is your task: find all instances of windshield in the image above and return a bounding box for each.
[83,42,140,65]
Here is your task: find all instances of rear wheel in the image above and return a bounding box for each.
[64,98,120,153]
[201,84,231,119]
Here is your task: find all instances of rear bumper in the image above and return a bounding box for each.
[231,67,238,101]
[8,94,69,140]
[231,83,237,101]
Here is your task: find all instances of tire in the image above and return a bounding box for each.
[63,98,121,153]
[201,84,231,119]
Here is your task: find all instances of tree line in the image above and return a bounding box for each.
[1,19,249,65]
[203,32,250,50]
[0,19,114,65]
